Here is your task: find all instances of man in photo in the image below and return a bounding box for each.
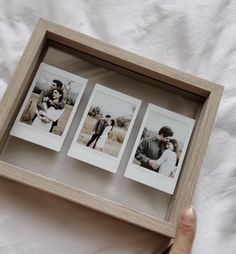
[86,115,111,149]
[31,88,65,133]
[32,79,65,132]
[135,126,173,171]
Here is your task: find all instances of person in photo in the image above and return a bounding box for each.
[96,119,115,151]
[32,79,66,132]
[155,139,180,177]
[32,88,64,132]
[86,115,111,149]
[135,126,173,171]
[37,79,65,111]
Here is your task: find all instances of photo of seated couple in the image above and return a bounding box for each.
[19,67,83,137]
[30,79,65,134]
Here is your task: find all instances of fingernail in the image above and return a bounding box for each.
[181,206,196,224]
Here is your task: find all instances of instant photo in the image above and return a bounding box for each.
[10,63,87,151]
[125,104,195,194]
[68,84,141,173]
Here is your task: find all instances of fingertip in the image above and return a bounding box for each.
[177,206,197,241]
[181,206,196,225]
[169,206,197,254]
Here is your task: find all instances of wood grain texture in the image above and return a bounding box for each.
[0,18,224,238]
[43,19,222,97]
[48,40,204,103]
[0,161,176,237]
[168,86,224,224]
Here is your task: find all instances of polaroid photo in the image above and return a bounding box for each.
[10,63,87,152]
[124,103,195,194]
[68,84,142,173]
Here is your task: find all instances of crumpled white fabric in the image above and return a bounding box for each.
[0,1,236,253]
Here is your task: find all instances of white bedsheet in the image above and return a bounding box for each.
[0,1,235,253]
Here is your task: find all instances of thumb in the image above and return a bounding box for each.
[169,206,197,254]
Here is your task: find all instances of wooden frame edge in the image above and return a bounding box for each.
[41,19,223,97]
[168,86,224,224]
[0,161,175,238]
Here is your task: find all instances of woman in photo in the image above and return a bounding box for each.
[32,88,64,133]
[155,139,180,177]
[96,119,115,152]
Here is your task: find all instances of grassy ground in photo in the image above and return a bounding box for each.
[20,93,73,136]
[78,116,126,157]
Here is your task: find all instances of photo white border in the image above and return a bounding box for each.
[124,103,195,194]
[10,63,88,152]
[68,84,142,173]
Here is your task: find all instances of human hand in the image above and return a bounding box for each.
[164,206,196,254]
[148,160,159,170]
[43,97,49,102]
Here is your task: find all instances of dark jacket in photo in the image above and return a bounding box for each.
[135,137,166,169]
[93,119,107,135]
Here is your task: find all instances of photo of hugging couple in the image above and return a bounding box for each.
[125,104,195,194]
[135,126,179,178]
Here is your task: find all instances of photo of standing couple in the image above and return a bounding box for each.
[77,87,139,158]
[86,115,115,151]
[69,84,141,173]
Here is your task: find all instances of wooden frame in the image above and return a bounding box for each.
[0,18,223,238]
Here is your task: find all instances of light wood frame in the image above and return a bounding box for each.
[0,19,223,238]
